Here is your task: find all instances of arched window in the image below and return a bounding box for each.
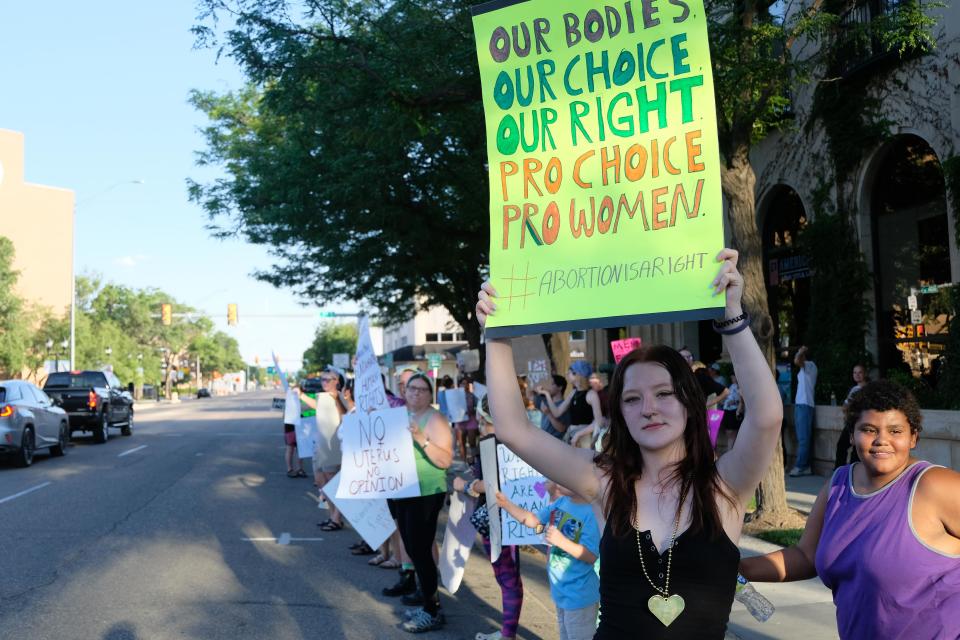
[870,135,951,379]
[762,186,811,359]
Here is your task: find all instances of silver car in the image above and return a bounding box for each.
[0,380,70,467]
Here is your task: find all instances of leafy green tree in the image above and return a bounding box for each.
[73,276,229,398]
[302,322,359,374]
[190,0,487,346]
[0,237,33,377]
[190,331,246,377]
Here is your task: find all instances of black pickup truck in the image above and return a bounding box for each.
[43,370,134,443]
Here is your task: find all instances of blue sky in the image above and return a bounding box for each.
[0,2,352,370]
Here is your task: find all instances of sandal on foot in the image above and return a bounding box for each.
[379,557,402,569]
[287,470,299,478]
[351,542,375,555]
[296,469,308,478]
[368,553,388,566]
[317,519,332,528]
[319,520,344,532]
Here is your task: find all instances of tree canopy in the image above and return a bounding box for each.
[0,237,35,377]
[190,0,488,346]
[302,321,359,374]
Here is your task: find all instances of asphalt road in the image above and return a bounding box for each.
[0,391,558,640]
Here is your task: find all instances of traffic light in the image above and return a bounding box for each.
[917,324,925,337]
[227,303,238,326]
[161,303,172,326]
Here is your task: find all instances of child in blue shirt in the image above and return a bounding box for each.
[497,482,600,640]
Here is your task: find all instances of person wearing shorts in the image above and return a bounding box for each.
[284,422,306,477]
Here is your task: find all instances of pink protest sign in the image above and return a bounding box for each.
[707,409,724,448]
[610,338,643,364]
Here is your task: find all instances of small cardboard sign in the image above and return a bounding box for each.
[611,337,643,364]
[271,351,289,392]
[312,393,343,468]
[526,359,550,386]
[443,387,468,423]
[354,316,389,413]
[439,490,477,594]
[325,472,396,550]
[336,407,420,499]
[707,408,723,447]
[283,389,300,425]
[479,435,502,561]
[497,444,547,546]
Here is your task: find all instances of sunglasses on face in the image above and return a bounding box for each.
[406,385,431,394]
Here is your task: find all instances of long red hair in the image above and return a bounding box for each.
[596,345,735,537]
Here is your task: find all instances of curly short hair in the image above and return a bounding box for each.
[843,379,923,436]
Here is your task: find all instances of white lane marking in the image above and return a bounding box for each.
[118,445,148,458]
[241,535,324,544]
[0,482,52,505]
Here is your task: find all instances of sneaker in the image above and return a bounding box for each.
[401,608,444,633]
[401,589,425,606]
[403,605,442,620]
[383,570,417,597]
[475,632,504,640]
[788,466,812,477]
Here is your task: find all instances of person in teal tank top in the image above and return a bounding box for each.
[395,372,454,633]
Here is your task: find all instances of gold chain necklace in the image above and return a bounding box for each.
[634,487,687,627]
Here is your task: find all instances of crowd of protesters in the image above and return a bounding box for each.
[275,250,958,639]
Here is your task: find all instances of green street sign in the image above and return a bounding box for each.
[319,311,337,318]
[427,353,443,370]
[920,285,939,294]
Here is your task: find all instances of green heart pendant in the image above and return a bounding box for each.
[648,594,685,627]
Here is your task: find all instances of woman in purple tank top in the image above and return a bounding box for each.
[741,380,960,639]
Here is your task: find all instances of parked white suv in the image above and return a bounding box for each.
[0,380,70,467]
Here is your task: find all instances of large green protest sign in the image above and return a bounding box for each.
[472,0,725,337]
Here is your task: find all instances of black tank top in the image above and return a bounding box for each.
[569,389,593,425]
[594,519,739,639]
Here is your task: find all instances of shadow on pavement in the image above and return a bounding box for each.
[103,622,140,640]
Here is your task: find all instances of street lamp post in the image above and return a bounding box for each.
[69,179,144,370]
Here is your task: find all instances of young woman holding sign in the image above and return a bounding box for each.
[396,372,455,633]
[476,249,783,638]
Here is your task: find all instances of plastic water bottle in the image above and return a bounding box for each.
[735,574,775,622]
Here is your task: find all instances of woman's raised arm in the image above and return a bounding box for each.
[713,249,784,504]
[479,284,601,502]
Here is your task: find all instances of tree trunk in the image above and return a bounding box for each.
[721,144,790,517]
[549,332,571,378]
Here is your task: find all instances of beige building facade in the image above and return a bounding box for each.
[0,129,74,318]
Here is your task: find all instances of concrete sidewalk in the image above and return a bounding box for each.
[726,472,839,639]
[785,472,831,515]
[729,535,838,640]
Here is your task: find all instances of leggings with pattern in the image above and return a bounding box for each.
[482,538,523,638]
